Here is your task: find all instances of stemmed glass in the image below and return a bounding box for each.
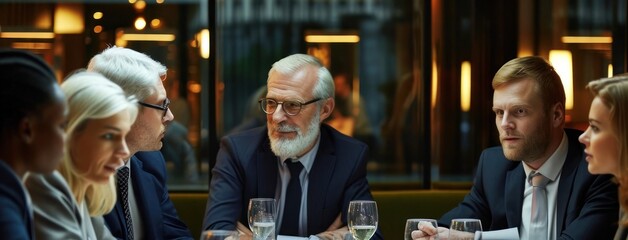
[404,218,439,240]
[248,198,276,240]
[448,218,482,240]
[347,200,378,240]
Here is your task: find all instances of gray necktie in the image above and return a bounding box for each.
[528,171,550,240]
[117,166,134,240]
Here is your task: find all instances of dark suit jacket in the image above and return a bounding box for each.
[0,160,33,240]
[203,124,383,239]
[439,129,619,239]
[104,151,193,239]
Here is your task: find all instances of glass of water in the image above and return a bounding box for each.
[248,198,276,240]
[347,200,378,240]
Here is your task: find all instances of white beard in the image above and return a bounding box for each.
[269,112,320,158]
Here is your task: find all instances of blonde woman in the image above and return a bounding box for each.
[578,75,628,239]
[25,71,138,239]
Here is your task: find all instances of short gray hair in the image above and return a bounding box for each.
[87,46,167,101]
[268,54,334,105]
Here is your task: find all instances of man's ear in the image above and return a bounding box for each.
[319,98,335,123]
[19,116,35,144]
[551,102,565,127]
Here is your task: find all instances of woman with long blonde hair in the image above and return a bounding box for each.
[25,71,138,239]
[578,75,628,239]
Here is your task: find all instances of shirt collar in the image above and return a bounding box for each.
[522,131,568,181]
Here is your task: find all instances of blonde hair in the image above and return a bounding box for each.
[492,56,565,114]
[586,76,628,222]
[59,71,138,216]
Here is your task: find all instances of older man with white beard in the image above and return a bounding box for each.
[202,54,382,240]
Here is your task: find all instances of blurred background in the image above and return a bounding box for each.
[1,0,624,191]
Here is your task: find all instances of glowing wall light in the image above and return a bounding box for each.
[54,4,84,34]
[120,33,175,41]
[561,36,612,44]
[431,60,438,109]
[0,32,54,39]
[549,50,573,110]
[198,29,210,59]
[304,35,360,43]
[608,64,613,78]
[460,61,471,112]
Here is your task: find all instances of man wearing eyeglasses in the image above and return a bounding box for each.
[203,54,383,239]
[87,46,193,240]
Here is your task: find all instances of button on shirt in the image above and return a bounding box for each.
[276,135,321,237]
[520,132,568,240]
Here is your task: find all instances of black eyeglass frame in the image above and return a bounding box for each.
[258,98,322,116]
[138,98,170,118]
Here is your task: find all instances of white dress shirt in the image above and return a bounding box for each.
[275,135,321,237]
[519,132,568,240]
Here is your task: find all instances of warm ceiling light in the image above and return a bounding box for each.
[134,0,146,11]
[120,33,176,41]
[134,17,147,30]
[561,36,612,44]
[93,12,103,20]
[12,42,52,50]
[129,0,136,3]
[94,25,103,33]
[0,32,55,39]
[150,19,161,28]
[305,35,360,43]
[156,0,165,3]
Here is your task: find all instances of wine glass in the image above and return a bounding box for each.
[404,218,439,240]
[199,230,239,240]
[448,218,482,240]
[248,198,276,240]
[347,200,378,240]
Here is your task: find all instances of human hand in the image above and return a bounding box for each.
[316,226,350,240]
[236,221,253,240]
[411,225,449,240]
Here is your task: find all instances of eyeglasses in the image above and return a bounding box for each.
[258,98,321,116]
[139,98,170,118]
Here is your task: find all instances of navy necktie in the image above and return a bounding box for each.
[117,166,134,240]
[280,161,303,236]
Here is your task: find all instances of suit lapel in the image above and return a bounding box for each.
[131,155,162,239]
[306,129,336,234]
[257,139,278,198]
[555,138,579,233]
[505,163,525,228]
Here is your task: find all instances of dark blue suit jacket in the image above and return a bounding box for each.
[0,160,33,240]
[203,124,383,239]
[104,151,193,239]
[439,129,619,239]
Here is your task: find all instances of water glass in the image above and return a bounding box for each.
[200,230,239,240]
[347,200,378,240]
[448,218,482,240]
[248,198,277,240]
[404,218,439,240]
